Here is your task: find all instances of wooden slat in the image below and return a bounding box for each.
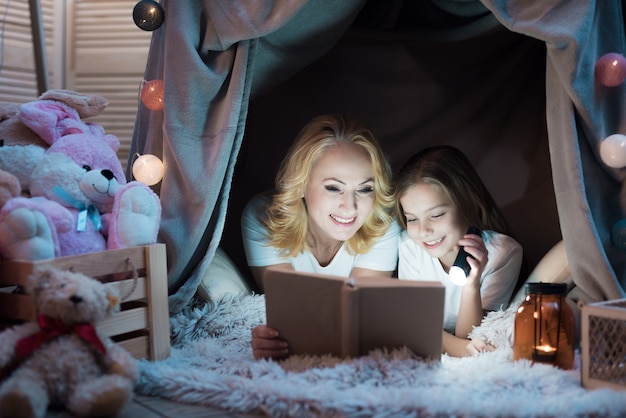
[0,244,169,361]
[98,306,148,337]
[144,243,170,360]
[117,334,150,359]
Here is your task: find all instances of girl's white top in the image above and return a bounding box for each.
[398,229,523,335]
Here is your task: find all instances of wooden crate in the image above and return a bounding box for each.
[581,299,626,391]
[0,244,170,361]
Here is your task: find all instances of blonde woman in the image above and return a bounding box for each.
[242,114,400,359]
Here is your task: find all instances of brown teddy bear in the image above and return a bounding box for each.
[0,265,139,417]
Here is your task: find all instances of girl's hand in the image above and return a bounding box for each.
[465,338,495,356]
[251,324,289,359]
[457,232,488,286]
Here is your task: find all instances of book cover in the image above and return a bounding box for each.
[263,268,445,359]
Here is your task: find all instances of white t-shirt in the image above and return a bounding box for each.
[398,229,523,335]
[241,193,400,276]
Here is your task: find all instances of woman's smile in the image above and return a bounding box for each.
[330,214,356,225]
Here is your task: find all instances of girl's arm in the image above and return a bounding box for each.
[442,331,494,357]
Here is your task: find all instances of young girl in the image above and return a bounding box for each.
[243,114,400,359]
[395,145,523,357]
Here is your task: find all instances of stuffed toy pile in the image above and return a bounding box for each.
[0,265,139,417]
[0,90,161,260]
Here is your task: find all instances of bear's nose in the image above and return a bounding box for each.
[101,169,115,181]
[70,295,83,304]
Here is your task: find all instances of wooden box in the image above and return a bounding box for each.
[0,244,170,361]
[581,298,626,391]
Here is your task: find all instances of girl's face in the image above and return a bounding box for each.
[400,182,468,269]
[303,143,375,245]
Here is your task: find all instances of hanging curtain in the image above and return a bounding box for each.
[480,0,626,303]
[129,0,367,313]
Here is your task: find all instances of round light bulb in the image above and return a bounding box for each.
[600,134,626,168]
[141,79,164,111]
[133,154,164,186]
[133,0,165,31]
[595,53,626,87]
[612,219,626,251]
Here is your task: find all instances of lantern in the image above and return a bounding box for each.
[513,282,576,369]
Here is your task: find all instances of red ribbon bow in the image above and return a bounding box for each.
[16,314,107,360]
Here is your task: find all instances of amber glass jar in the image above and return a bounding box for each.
[513,282,575,370]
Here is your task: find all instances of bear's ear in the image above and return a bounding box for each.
[84,122,121,153]
[38,89,108,119]
[0,102,19,121]
[17,100,87,145]
[26,265,55,296]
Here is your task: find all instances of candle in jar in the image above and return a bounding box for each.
[535,345,556,354]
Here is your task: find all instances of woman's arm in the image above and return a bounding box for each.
[241,193,292,291]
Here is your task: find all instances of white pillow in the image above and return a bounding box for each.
[197,247,251,301]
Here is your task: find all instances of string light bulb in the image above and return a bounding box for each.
[595,53,626,87]
[141,79,164,111]
[133,0,165,31]
[599,133,626,168]
[132,153,164,186]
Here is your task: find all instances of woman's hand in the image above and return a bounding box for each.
[251,324,289,360]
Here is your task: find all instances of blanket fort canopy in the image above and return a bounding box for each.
[129,0,626,313]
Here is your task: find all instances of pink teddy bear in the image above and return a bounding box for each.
[0,99,161,260]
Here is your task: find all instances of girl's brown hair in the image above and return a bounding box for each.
[395,145,514,236]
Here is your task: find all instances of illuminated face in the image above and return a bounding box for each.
[399,182,468,270]
[303,143,375,246]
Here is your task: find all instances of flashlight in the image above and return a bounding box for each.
[449,226,481,286]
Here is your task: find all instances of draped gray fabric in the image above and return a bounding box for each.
[130,0,367,313]
[132,0,625,314]
[479,0,626,303]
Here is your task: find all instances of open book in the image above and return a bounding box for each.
[263,267,445,359]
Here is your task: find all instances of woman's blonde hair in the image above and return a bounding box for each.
[395,145,514,236]
[263,114,395,256]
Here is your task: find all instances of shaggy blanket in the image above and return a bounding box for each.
[136,294,626,417]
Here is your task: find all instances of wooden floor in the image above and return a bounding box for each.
[44,394,261,418]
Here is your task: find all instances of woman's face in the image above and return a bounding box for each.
[399,182,468,269]
[303,143,376,244]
